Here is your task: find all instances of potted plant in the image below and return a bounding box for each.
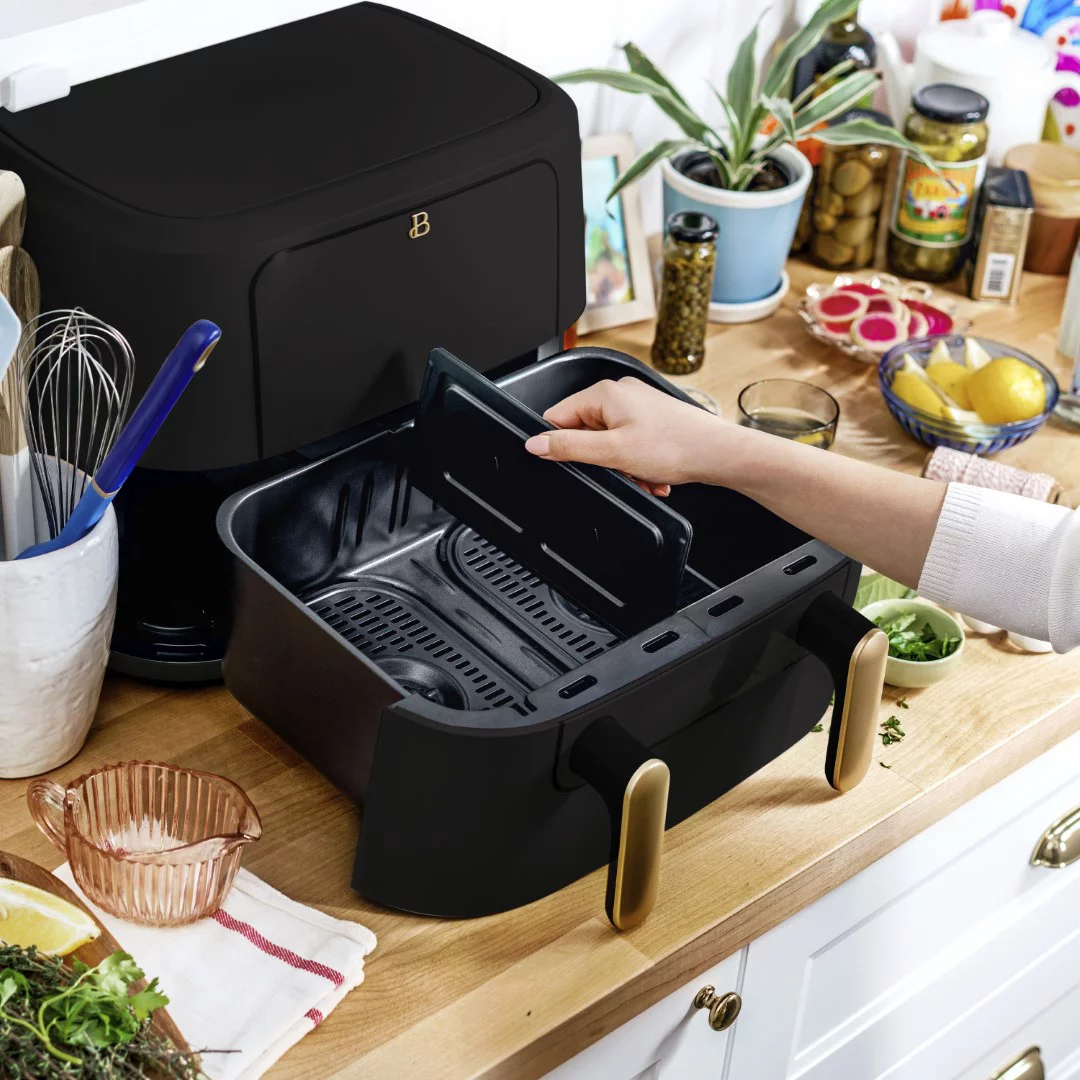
[557,0,935,308]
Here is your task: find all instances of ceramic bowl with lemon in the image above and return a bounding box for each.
[878,335,1059,454]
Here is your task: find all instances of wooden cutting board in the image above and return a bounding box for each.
[0,849,193,1058]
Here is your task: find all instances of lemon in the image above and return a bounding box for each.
[968,356,1046,424]
[964,337,992,371]
[926,360,973,409]
[929,340,953,367]
[891,369,949,418]
[0,879,100,955]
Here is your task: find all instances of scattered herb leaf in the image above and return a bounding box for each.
[880,715,906,745]
[811,723,823,733]
[880,761,892,769]
[897,697,909,709]
[873,613,960,662]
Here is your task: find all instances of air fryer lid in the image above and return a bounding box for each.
[413,349,692,635]
[0,3,539,219]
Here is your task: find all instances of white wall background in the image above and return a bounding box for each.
[0,0,934,224]
[387,0,798,228]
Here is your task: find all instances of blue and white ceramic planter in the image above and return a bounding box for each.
[661,143,812,306]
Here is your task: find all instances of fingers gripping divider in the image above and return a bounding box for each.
[412,348,692,636]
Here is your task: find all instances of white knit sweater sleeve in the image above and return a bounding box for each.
[917,483,1080,653]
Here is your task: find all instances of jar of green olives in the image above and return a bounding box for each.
[887,83,989,282]
[651,211,718,375]
[808,109,894,270]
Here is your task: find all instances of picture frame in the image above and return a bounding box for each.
[578,133,656,334]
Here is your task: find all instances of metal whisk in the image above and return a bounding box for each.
[14,309,134,540]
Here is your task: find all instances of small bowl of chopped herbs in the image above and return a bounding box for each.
[861,598,965,688]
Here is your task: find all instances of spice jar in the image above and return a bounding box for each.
[887,83,989,283]
[1003,143,1080,275]
[651,211,718,375]
[808,108,893,270]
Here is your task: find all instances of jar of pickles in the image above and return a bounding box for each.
[807,108,893,270]
[651,211,718,375]
[888,83,989,282]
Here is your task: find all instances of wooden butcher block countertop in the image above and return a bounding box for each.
[1,263,1078,1079]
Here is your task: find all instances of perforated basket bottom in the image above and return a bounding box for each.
[308,581,529,714]
[445,528,618,664]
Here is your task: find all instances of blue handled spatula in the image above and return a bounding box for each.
[17,319,220,559]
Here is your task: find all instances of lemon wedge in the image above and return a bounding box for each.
[964,337,992,371]
[891,370,949,418]
[926,360,973,409]
[0,879,100,955]
[929,340,953,367]
[968,356,1046,424]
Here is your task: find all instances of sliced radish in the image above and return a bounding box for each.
[905,310,929,339]
[818,318,855,340]
[865,295,910,328]
[839,282,885,297]
[809,289,868,323]
[903,298,953,335]
[850,313,906,354]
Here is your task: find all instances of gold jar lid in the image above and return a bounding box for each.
[1004,143,1080,218]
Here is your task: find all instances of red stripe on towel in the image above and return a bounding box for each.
[212,909,344,987]
[305,1008,324,1027]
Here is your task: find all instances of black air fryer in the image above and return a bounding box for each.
[0,2,581,679]
[218,345,888,928]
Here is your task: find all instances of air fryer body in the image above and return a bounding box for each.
[218,349,862,919]
[0,3,584,677]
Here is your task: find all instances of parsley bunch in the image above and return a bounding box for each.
[0,945,200,1078]
[873,612,961,662]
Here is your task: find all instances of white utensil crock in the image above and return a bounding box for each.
[0,506,117,777]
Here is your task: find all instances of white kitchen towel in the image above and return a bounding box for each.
[55,864,376,1080]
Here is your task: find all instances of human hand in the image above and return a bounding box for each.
[523,377,726,495]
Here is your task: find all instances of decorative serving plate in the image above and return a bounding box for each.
[797,271,972,366]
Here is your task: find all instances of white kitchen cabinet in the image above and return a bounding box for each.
[545,949,744,1080]
[727,726,1080,1080]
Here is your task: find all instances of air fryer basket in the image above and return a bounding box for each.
[218,348,887,925]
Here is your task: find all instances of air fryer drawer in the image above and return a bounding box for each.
[253,162,559,455]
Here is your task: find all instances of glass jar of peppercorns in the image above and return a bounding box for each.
[651,211,718,375]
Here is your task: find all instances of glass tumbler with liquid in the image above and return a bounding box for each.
[737,379,840,449]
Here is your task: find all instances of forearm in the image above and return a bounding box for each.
[698,422,947,588]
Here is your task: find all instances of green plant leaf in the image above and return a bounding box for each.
[729,159,765,191]
[606,138,705,201]
[793,69,879,133]
[0,969,29,1008]
[790,58,857,111]
[706,149,735,189]
[761,93,797,144]
[622,42,689,107]
[708,81,742,154]
[761,0,859,99]
[726,17,761,141]
[813,118,944,175]
[556,68,717,146]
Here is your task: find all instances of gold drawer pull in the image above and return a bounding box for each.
[989,1046,1043,1080]
[692,985,742,1032]
[1031,803,1080,868]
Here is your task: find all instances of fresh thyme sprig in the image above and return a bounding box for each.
[0,945,202,1079]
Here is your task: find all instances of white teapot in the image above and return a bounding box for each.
[877,10,1080,165]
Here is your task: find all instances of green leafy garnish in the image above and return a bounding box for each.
[880,715,905,745]
[873,612,961,662]
[0,945,199,1077]
[811,723,823,733]
[897,697,909,709]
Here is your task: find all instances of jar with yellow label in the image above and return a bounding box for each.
[887,83,989,283]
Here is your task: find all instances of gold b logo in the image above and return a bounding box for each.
[409,211,430,239]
